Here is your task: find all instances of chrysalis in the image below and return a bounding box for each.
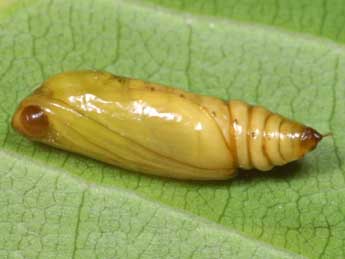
[12,71,324,180]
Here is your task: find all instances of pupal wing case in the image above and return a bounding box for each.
[12,71,323,180]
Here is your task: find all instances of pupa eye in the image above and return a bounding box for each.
[20,105,49,138]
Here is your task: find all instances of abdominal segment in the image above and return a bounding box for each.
[228,100,322,171]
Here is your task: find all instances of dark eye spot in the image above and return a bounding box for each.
[20,105,49,138]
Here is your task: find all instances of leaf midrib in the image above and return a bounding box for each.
[0,148,306,258]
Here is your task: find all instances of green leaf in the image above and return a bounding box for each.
[1,0,344,258]
[144,0,345,44]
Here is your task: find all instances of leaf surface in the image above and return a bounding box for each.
[1,0,344,258]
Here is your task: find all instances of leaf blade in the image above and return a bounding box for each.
[0,0,344,258]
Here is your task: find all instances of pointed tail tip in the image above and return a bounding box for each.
[307,130,333,144]
[322,132,333,138]
[300,127,324,153]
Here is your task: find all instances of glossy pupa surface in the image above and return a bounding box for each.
[12,71,323,180]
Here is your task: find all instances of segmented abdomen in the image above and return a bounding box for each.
[228,100,311,171]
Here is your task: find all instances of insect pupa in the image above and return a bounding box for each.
[12,71,324,180]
